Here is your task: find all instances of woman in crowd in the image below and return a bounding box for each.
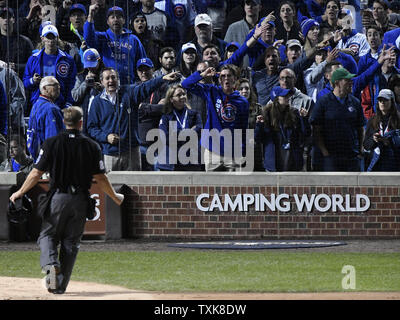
[319,0,341,36]
[130,12,163,70]
[364,89,400,171]
[301,17,321,53]
[156,85,203,171]
[71,48,104,134]
[179,42,200,80]
[275,0,302,44]
[255,86,309,172]
[238,78,263,171]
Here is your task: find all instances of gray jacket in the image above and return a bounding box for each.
[224,19,251,67]
[0,67,26,131]
[304,61,327,103]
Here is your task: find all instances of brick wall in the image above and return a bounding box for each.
[114,174,400,240]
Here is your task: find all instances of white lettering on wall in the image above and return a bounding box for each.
[196,194,371,213]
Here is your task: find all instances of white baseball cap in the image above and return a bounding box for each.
[195,14,212,27]
[181,42,197,53]
[377,89,395,100]
[41,25,59,37]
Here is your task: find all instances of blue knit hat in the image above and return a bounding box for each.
[301,18,319,37]
[270,86,293,100]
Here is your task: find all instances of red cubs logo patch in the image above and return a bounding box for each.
[57,62,70,77]
[174,4,186,19]
[221,103,236,122]
[349,43,360,55]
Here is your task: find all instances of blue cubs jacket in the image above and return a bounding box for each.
[23,49,77,109]
[182,71,249,157]
[27,95,64,161]
[83,22,147,85]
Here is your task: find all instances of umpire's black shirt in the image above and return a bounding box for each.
[34,129,106,191]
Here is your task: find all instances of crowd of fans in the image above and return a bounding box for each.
[1,0,400,173]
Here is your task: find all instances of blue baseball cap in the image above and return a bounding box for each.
[107,6,124,17]
[270,86,293,100]
[137,58,154,69]
[39,21,53,36]
[83,48,100,68]
[226,42,240,51]
[69,4,87,16]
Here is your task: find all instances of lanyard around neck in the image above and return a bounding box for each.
[173,109,188,129]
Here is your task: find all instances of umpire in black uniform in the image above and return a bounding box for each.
[10,106,124,294]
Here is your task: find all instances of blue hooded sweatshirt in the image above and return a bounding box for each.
[26,95,64,161]
[182,71,249,157]
[84,22,147,85]
[23,49,77,109]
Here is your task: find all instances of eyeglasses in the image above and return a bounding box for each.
[45,83,60,87]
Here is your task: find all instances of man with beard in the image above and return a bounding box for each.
[153,47,178,78]
[310,67,366,171]
[56,3,88,72]
[191,13,227,58]
[84,5,147,85]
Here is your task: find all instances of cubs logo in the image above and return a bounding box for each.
[174,4,186,19]
[57,62,70,77]
[349,43,360,55]
[221,103,236,122]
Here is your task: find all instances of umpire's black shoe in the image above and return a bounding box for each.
[48,288,65,294]
[42,265,60,291]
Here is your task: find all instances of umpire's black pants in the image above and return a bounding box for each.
[37,191,88,292]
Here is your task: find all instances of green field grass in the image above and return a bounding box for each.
[0,251,399,292]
